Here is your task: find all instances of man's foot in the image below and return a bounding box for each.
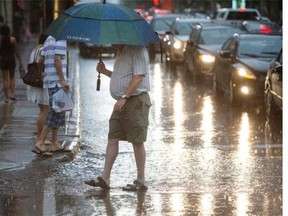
[50,143,65,152]
[32,145,53,156]
[122,180,148,192]
[10,96,16,101]
[44,140,52,145]
[84,177,110,189]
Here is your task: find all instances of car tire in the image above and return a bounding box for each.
[228,79,238,106]
[184,63,193,79]
[265,90,277,120]
[213,71,222,95]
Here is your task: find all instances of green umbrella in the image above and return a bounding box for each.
[45,2,159,90]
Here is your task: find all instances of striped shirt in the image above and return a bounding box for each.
[41,36,67,89]
[110,45,150,100]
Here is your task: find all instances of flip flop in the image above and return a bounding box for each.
[50,146,65,152]
[84,177,110,189]
[31,149,53,156]
[122,180,148,192]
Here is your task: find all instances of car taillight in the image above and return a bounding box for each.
[259,24,272,34]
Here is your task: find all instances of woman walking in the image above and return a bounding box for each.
[27,33,49,142]
[0,25,23,103]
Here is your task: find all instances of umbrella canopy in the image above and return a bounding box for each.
[45,2,160,45]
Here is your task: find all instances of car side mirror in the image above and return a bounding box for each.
[220,50,232,58]
[187,40,194,46]
[272,65,282,81]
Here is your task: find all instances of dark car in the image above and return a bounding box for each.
[264,49,282,120]
[164,17,211,67]
[148,13,187,61]
[79,43,116,58]
[241,20,281,34]
[184,23,245,81]
[213,33,282,105]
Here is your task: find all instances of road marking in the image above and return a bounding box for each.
[43,177,56,216]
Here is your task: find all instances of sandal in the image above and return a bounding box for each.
[31,149,53,156]
[122,180,148,192]
[50,146,65,152]
[32,145,53,156]
[84,177,110,189]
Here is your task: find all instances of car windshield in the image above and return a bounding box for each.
[200,28,244,44]
[226,11,259,20]
[154,19,177,31]
[175,22,196,35]
[237,37,282,60]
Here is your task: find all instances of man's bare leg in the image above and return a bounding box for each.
[100,138,120,185]
[132,142,146,183]
[35,125,50,151]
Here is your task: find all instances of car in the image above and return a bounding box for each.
[214,8,262,21]
[241,20,281,34]
[164,17,211,67]
[213,33,282,105]
[148,13,187,61]
[264,49,282,120]
[79,43,116,58]
[184,23,245,81]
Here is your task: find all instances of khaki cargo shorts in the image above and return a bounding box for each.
[108,92,152,143]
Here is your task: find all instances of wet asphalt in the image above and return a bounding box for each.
[0,36,284,215]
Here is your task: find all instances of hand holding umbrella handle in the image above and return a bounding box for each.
[96,72,101,91]
[96,45,102,91]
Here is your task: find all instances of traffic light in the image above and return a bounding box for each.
[153,0,159,6]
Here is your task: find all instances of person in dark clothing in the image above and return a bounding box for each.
[0,25,23,103]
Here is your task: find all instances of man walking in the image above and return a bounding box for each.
[33,36,69,155]
[85,45,151,191]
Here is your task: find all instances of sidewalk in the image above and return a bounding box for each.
[0,35,81,171]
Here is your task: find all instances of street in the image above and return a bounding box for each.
[0,44,282,215]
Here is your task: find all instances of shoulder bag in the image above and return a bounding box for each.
[22,48,43,88]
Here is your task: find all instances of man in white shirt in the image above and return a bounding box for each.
[85,45,151,191]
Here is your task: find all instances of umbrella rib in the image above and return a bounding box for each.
[63,12,144,22]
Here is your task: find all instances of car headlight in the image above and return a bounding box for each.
[173,40,183,49]
[199,54,215,63]
[237,68,256,80]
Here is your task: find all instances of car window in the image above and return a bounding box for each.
[189,29,198,41]
[279,51,282,65]
[154,19,174,31]
[200,28,244,44]
[218,12,225,19]
[222,38,236,53]
[227,11,259,20]
[175,23,193,35]
[237,37,282,60]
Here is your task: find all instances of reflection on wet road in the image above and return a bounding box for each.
[72,58,282,215]
[1,50,281,215]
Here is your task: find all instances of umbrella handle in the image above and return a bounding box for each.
[96,72,101,91]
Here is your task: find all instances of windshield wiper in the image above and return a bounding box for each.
[261,51,278,55]
[240,53,261,58]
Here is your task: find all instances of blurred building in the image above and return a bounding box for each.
[0,0,282,42]
[0,0,75,42]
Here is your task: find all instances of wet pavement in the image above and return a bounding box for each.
[0,37,284,215]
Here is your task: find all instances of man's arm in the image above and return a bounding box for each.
[114,75,145,112]
[38,55,44,80]
[96,62,112,77]
[54,55,69,91]
[123,75,145,98]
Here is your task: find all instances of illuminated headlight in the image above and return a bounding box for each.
[173,40,182,49]
[237,68,256,80]
[240,86,249,94]
[199,54,215,63]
